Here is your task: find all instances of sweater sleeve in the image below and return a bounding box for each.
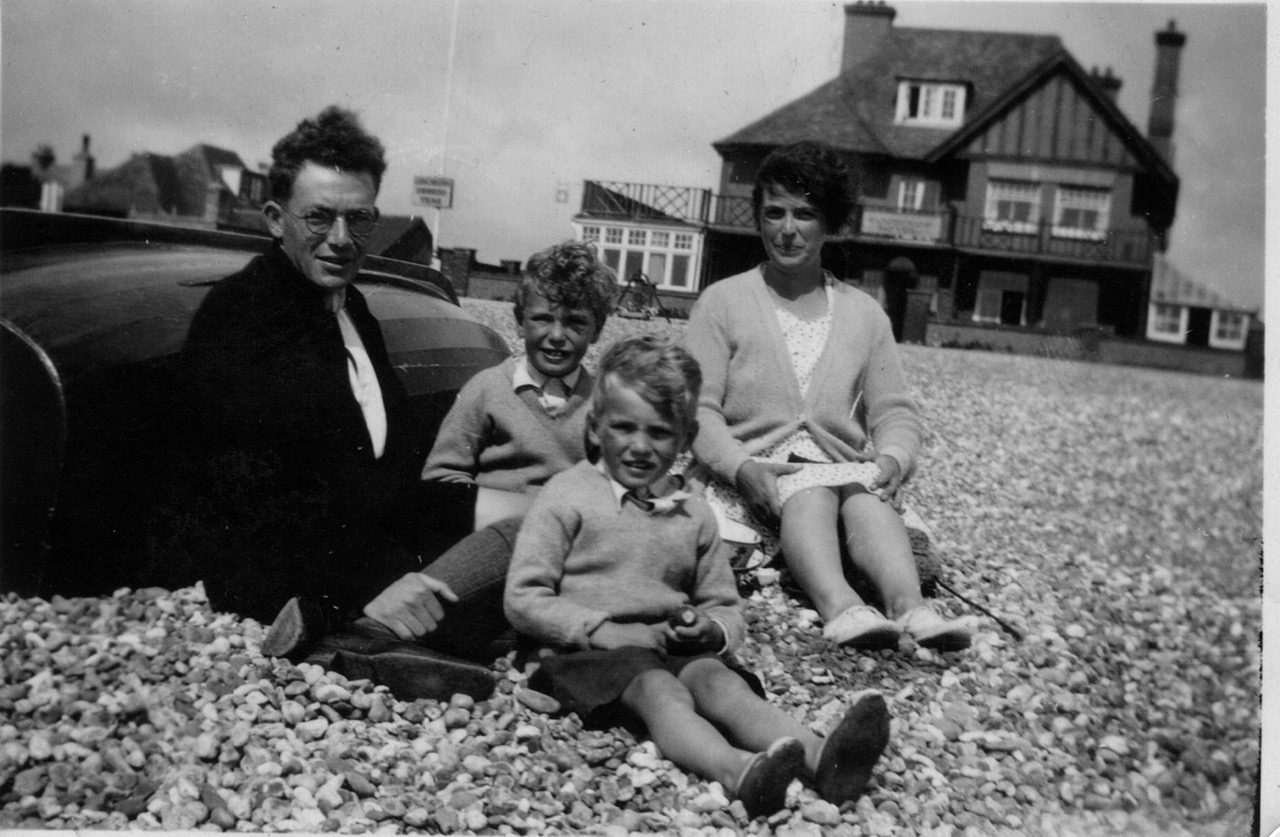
[861,310,922,476]
[421,373,490,485]
[503,485,611,649]
[689,510,746,651]
[684,290,752,484]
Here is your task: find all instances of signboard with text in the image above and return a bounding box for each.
[413,176,454,209]
[860,209,942,242]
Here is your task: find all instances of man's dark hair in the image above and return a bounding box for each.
[268,106,387,203]
[751,140,855,234]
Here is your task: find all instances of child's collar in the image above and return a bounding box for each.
[595,461,691,513]
[514,356,582,392]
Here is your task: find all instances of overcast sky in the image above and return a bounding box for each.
[0,0,1267,311]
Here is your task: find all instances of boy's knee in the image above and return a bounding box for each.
[624,669,693,711]
[682,659,747,705]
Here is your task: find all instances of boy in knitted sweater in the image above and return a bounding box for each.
[422,241,616,508]
[504,335,891,819]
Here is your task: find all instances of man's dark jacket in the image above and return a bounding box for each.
[167,245,473,623]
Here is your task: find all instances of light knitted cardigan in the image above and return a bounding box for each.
[684,266,923,486]
[504,460,745,651]
[421,357,591,492]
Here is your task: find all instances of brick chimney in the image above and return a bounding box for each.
[72,134,95,187]
[1148,20,1186,165]
[841,2,896,74]
[1090,66,1122,103]
[440,247,475,297]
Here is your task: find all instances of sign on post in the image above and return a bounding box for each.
[413,176,454,209]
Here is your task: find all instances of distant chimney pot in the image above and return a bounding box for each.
[1148,19,1187,164]
[841,2,896,74]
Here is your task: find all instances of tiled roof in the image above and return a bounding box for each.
[64,153,175,214]
[192,145,246,171]
[715,27,1063,159]
[1150,254,1254,313]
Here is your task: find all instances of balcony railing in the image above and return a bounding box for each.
[951,216,1153,265]
[580,181,710,224]
[579,181,1155,267]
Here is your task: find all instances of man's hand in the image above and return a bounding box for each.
[362,572,459,640]
[588,621,667,651]
[735,459,802,523]
[664,607,725,656]
[869,454,906,509]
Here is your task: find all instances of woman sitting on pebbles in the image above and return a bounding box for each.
[682,140,974,653]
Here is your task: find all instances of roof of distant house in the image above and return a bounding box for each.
[1151,254,1256,314]
[716,27,1063,158]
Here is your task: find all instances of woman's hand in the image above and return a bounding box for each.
[589,621,666,651]
[735,459,802,523]
[869,454,905,510]
[664,607,725,656]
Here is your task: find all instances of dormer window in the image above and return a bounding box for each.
[895,81,966,127]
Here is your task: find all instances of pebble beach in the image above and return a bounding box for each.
[0,299,1261,835]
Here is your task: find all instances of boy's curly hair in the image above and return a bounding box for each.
[751,140,855,234]
[514,240,617,330]
[268,106,387,203]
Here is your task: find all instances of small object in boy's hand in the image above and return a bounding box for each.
[668,605,698,628]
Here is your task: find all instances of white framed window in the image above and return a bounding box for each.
[983,181,1040,234]
[1214,311,1246,341]
[1210,311,1248,349]
[1052,187,1111,240]
[577,222,702,291]
[897,179,925,212]
[1148,302,1186,343]
[895,81,967,127]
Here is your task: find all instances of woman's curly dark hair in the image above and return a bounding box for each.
[268,106,387,203]
[751,140,855,234]
[514,240,618,331]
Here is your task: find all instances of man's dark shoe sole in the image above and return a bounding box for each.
[332,647,495,702]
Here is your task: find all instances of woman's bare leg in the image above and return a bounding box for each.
[839,490,924,620]
[779,487,863,622]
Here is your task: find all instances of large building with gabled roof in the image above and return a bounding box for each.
[574,2,1190,346]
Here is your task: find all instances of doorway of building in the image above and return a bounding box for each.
[1185,307,1212,347]
[1000,291,1026,326]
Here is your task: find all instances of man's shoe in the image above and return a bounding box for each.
[822,605,901,651]
[331,645,496,702]
[815,690,890,806]
[261,596,327,661]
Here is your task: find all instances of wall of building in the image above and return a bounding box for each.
[924,320,1254,377]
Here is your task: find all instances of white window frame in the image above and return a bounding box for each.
[897,179,925,212]
[1210,310,1248,350]
[573,221,702,291]
[895,81,967,127]
[1147,302,1187,343]
[1052,187,1111,241]
[983,180,1040,235]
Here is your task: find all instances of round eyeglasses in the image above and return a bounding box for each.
[282,205,380,238]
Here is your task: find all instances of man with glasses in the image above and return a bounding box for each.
[171,107,515,700]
